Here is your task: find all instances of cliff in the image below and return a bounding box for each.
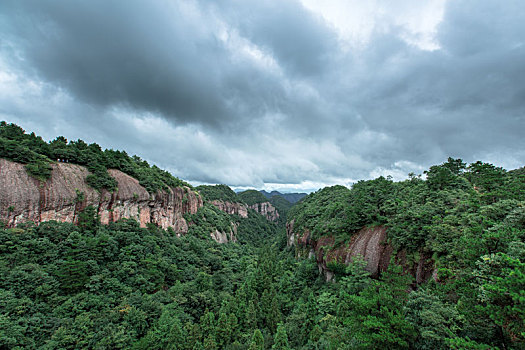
[210,200,248,218]
[248,202,279,222]
[210,199,279,222]
[210,222,239,244]
[0,159,202,235]
[287,220,435,283]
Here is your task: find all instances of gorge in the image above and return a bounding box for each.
[1,122,524,349]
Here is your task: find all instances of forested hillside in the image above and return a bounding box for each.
[0,122,188,192]
[260,191,307,204]
[196,185,240,203]
[0,124,524,349]
[287,158,525,349]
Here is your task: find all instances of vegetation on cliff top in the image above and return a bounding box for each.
[238,190,269,206]
[268,195,293,224]
[1,122,524,349]
[290,158,524,249]
[0,122,189,192]
[260,190,307,204]
[196,184,240,203]
[287,157,525,348]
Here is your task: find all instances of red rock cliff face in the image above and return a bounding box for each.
[249,202,279,221]
[210,200,279,222]
[0,159,202,235]
[210,200,248,218]
[210,222,239,244]
[287,219,434,283]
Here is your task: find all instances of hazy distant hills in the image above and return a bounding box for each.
[259,190,307,204]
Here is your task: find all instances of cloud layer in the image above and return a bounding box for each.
[1,0,524,191]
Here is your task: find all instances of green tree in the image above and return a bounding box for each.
[215,312,231,348]
[404,288,462,349]
[342,266,415,349]
[77,205,100,233]
[272,323,290,350]
[475,253,525,344]
[248,329,264,350]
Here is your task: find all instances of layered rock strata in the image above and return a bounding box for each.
[210,222,238,244]
[210,199,279,222]
[287,219,434,283]
[210,200,248,218]
[249,202,279,222]
[0,159,202,236]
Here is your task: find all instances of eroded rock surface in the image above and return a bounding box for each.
[249,202,279,221]
[0,159,202,235]
[210,200,248,218]
[287,219,434,283]
[210,222,238,244]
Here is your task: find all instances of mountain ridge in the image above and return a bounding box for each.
[259,190,307,204]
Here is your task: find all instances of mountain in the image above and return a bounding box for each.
[237,189,280,222]
[285,158,525,347]
[0,122,278,245]
[1,122,524,349]
[1,157,204,229]
[259,190,307,203]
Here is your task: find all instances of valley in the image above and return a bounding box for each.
[1,122,524,349]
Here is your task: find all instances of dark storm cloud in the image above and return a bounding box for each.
[215,0,338,76]
[4,1,239,127]
[0,1,296,128]
[1,0,524,188]
[327,0,525,169]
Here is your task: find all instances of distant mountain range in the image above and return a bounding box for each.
[259,190,307,204]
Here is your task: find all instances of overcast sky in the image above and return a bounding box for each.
[1,0,524,192]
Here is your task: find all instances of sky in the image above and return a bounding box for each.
[0,0,524,192]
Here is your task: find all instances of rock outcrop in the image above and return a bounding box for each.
[249,202,279,222]
[210,199,279,222]
[0,159,202,235]
[287,219,434,283]
[210,222,238,244]
[210,200,248,218]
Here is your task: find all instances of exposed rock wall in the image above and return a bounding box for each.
[210,200,248,218]
[0,159,202,235]
[249,202,279,221]
[287,219,434,283]
[210,222,238,244]
[210,199,279,222]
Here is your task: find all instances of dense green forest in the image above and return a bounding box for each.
[0,124,524,349]
[268,196,293,225]
[287,158,525,349]
[260,191,307,205]
[0,122,189,192]
[237,191,269,206]
[196,185,240,203]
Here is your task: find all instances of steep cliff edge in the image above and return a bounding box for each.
[210,200,248,218]
[0,159,202,235]
[287,219,434,283]
[237,189,280,222]
[210,198,280,222]
[248,201,279,222]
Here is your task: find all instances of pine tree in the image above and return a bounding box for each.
[215,312,231,348]
[245,300,257,331]
[199,310,216,340]
[248,329,264,350]
[272,323,290,350]
[227,313,239,343]
[184,322,202,349]
[192,341,204,350]
[203,335,217,350]
[342,265,415,349]
[168,318,186,349]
